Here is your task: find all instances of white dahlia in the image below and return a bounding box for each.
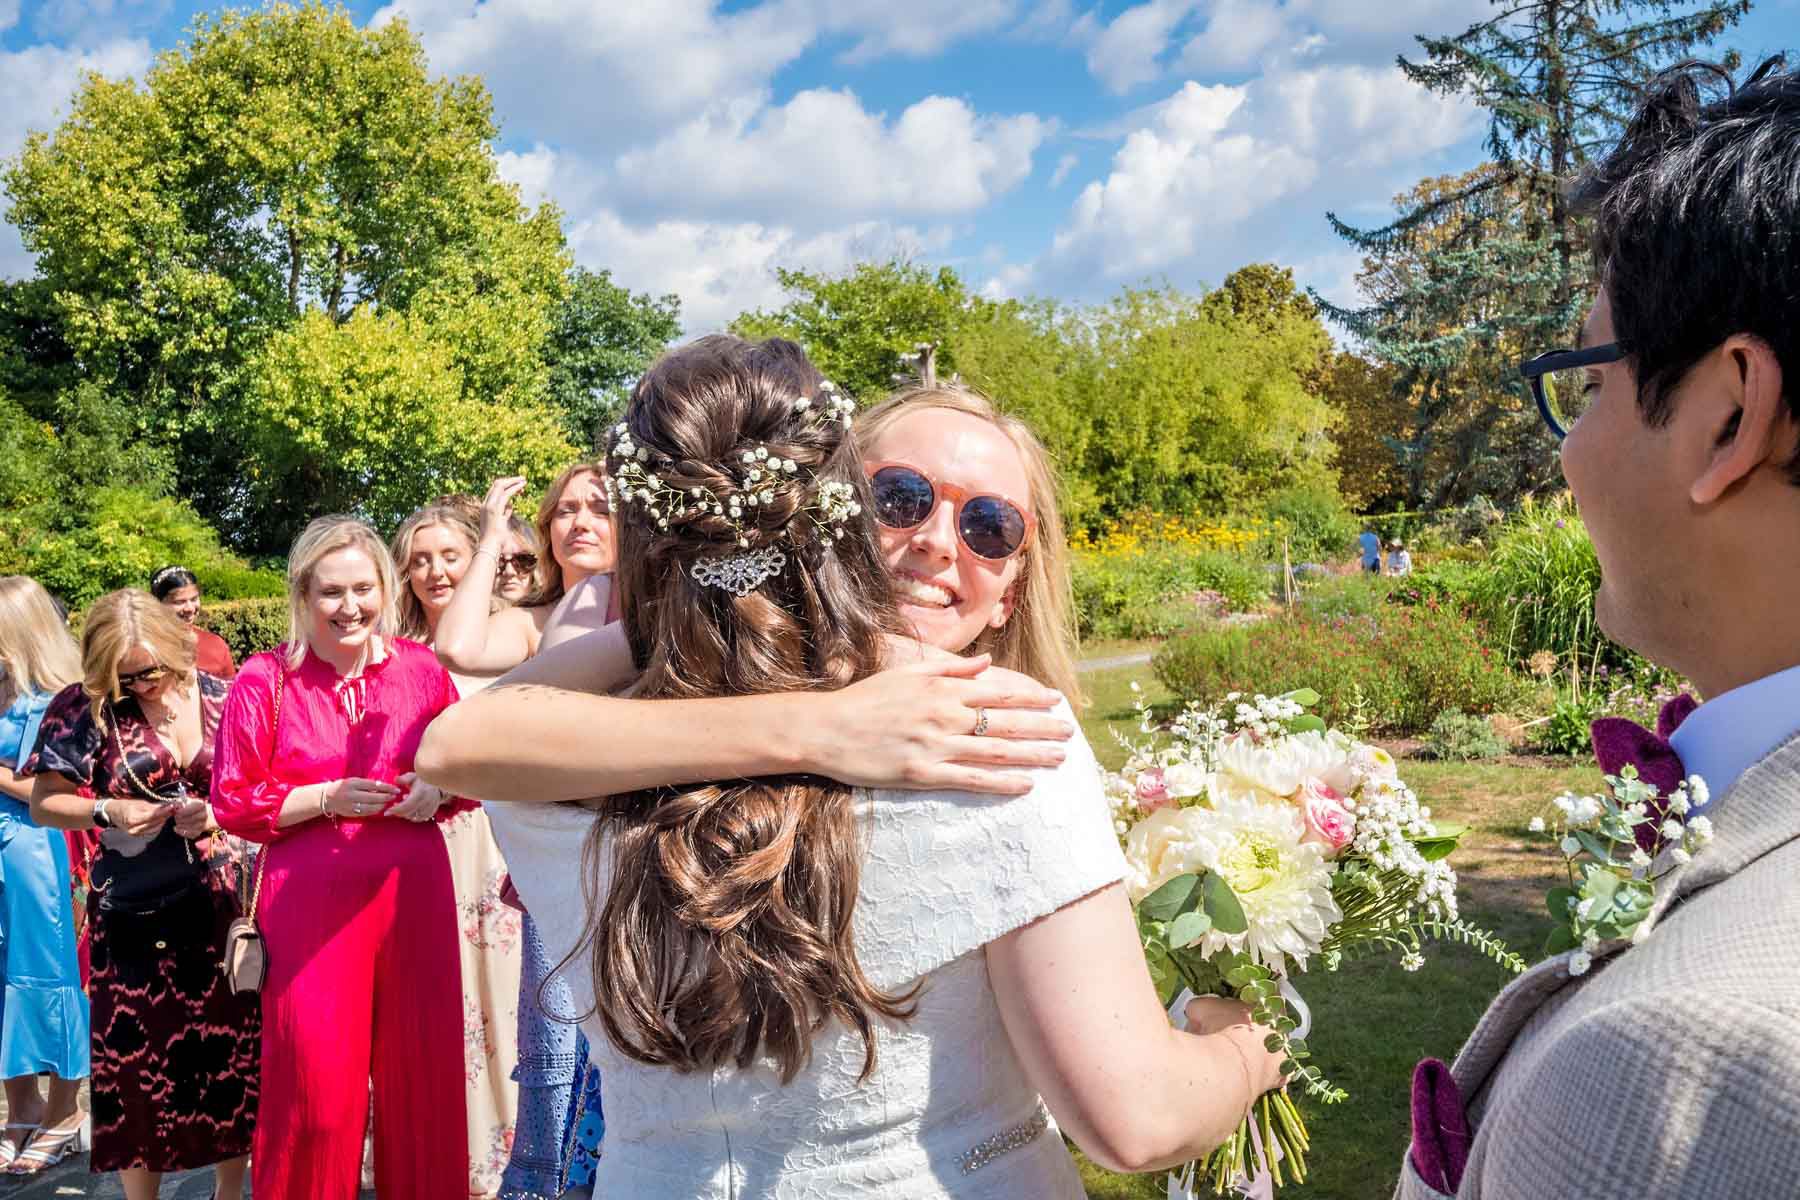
[1124,797,1340,971]
[1214,729,1356,804]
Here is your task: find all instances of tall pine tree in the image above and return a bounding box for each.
[1317,0,1749,510]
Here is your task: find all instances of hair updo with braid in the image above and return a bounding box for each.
[580,334,914,1084]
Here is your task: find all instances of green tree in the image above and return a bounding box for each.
[731,259,983,399]
[4,1,574,552]
[242,309,575,537]
[545,267,681,449]
[1318,0,1749,508]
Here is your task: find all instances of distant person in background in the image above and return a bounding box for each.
[0,577,89,1173]
[494,514,540,607]
[150,567,235,678]
[1359,529,1382,573]
[1386,540,1413,576]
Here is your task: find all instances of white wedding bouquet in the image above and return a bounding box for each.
[1106,688,1521,1195]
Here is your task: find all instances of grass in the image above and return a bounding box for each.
[1071,665,1602,1199]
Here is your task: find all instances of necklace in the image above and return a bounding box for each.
[141,697,178,729]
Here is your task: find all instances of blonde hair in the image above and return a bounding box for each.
[0,576,81,709]
[390,502,481,641]
[857,384,1082,705]
[78,589,197,729]
[530,462,608,607]
[284,516,401,670]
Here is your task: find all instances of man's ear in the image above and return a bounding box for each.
[1691,335,1788,506]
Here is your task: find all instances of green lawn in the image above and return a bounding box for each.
[1071,665,1601,1199]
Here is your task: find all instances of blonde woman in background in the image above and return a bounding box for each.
[433,464,616,675]
[211,516,464,1199]
[389,499,525,1198]
[25,590,258,1195]
[494,512,541,606]
[0,578,88,1172]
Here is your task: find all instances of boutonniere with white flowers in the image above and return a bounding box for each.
[1529,764,1713,976]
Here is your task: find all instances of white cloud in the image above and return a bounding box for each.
[1041,63,1477,284]
[564,208,953,334]
[1049,152,1079,187]
[613,89,1048,225]
[1084,0,1198,93]
[373,0,812,155]
[498,143,953,332]
[0,36,154,279]
[0,1,19,34]
[1176,0,1285,73]
[785,0,1022,61]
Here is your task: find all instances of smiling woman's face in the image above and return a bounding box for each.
[861,409,1030,654]
[306,546,384,658]
[405,522,471,618]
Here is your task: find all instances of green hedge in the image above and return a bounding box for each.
[1072,549,1268,639]
[1153,603,1523,734]
[197,598,291,664]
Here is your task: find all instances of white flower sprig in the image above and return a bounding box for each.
[1531,764,1713,976]
[604,380,863,550]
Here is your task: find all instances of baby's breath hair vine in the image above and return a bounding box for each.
[604,380,865,595]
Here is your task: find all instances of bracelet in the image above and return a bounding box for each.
[1222,1029,1259,1117]
[316,786,330,820]
[92,797,113,830]
[472,547,499,563]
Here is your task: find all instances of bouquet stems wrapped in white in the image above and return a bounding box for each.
[1107,688,1522,1196]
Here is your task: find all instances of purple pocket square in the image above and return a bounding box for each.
[1590,694,1697,853]
[1409,1057,1470,1194]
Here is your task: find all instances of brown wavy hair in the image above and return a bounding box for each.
[579,334,914,1084]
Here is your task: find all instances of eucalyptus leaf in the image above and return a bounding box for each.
[1282,688,1321,706]
[1288,715,1328,734]
[1139,874,1201,923]
[1544,924,1576,956]
[1168,910,1213,949]
[1202,872,1250,935]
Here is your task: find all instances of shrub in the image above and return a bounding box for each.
[1250,483,1358,563]
[1463,494,1628,670]
[1153,603,1522,734]
[1538,696,1600,757]
[3,485,285,608]
[1072,537,1268,640]
[1420,709,1509,761]
[1296,573,1393,622]
[198,598,292,664]
[1386,561,1482,612]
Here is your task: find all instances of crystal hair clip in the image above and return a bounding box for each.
[690,547,787,597]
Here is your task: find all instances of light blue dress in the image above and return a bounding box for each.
[0,690,89,1080]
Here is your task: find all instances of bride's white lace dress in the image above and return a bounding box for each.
[486,703,1128,1198]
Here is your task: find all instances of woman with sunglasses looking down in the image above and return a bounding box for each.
[24,590,259,1196]
[420,346,1286,1197]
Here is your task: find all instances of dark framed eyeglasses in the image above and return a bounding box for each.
[495,552,539,575]
[1521,342,1624,439]
[118,663,170,689]
[865,462,1035,561]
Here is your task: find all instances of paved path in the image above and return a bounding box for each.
[0,1156,378,1198]
[1077,651,1153,673]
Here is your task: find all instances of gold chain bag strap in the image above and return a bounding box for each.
[222,662,281,994]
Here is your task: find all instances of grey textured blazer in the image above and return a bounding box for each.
[1396,735,1800,1199]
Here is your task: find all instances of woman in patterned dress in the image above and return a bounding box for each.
[391,498,525,1196]
[24,589,258,1198]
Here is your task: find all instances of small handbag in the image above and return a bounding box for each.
[222,663,281,994]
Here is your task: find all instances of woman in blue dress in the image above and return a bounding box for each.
[0,577,89,1169]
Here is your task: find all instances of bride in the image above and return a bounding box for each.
[420,335,1286,1197]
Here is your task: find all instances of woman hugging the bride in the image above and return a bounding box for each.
[420,334,1286,1198]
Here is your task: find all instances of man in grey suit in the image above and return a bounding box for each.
[1397,59,1800,1198]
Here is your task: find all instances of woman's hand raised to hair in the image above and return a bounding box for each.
[805,648,1074,796]
[479,476,528,545]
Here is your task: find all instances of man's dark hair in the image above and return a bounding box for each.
[1573,56,1798,446]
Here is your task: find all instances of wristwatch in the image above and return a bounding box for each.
[92,797,113,830]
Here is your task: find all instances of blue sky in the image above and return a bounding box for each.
[3,0,1794,331]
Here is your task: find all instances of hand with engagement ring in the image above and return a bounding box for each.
[323,777,402,820]
[387,771,447,822]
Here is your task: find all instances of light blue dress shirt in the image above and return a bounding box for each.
[1669,662,1800,808]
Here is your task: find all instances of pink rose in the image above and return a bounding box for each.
[1299,778,1354,856]
[1135,768,1172,812]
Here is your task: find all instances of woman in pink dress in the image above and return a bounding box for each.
[210,515,467,1199]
